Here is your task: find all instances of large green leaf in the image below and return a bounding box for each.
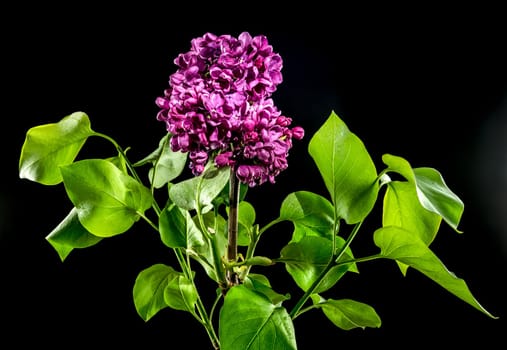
[374,226,497,318]
[60,159,152,237]
[45,207,103,261]
[134,133,188,188]
[279,191,335,242]
[308,111,379,223]
[133,264,183,321]
[219,285,297,350]
[311,295,381,330]
[19,111,94,185]
[159,204,205,249]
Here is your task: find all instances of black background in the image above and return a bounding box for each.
[3,4,506,348]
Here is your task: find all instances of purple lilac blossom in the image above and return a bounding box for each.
[155,32,304,186]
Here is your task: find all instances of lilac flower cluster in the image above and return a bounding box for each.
[155,32,304,187]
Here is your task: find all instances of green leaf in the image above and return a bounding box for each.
[242,256,274,267]
[413,167,464,232]
[219,285,297,350]
[382,154,464,233]
[19,111,94,185]
[374,226,497,318]
[213,181,249,208]
[308,111,379,223]
[237,200,256,228]
[279,191,335,242]
[134,133,188,188]
[311,295,381,330]
[159,204,205,249]
[382,153,415,182]
[133,264,182,321]
[280,236,355,293]
[383,181,442,275]
[191,211,228,282]
[384,181,441,245]
[45,207,103,261]
[60,159,153,237]
[164,275,198,314]
[243,274,291,305]
[229,200,255,246]
[169,163,230,212]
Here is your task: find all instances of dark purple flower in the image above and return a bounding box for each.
[156,32,304,186]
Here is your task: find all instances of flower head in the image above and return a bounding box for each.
[156,32,304,186]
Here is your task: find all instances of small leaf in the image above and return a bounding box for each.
[242,256,274,267]
[237,201,256,228]
[191,211,228,282]
[164,275,198,314]
[19,111,94,185]
[243,274,291,305]
[219,285,297,350]
[382,154,464,233]
[133,264,182,321]
[159,204,205,249]
[312,295,381,330]
[280,236,355,293]
[60,159,153,237]
[228,201,255,246]
[213,181,249,208]
[308,111,379,223]
[279,191,335,241]
[45,208,103,261]
[169,163,229,212]
[134,133,188,188]
[133,133,168,166]
[374,226,497,318]
[413,167,464,232]
[382,153,415,182]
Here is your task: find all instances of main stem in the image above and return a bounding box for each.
[226,165,240,287]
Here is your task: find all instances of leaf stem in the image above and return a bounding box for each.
[92,132,142,184]
[258,218,283,236]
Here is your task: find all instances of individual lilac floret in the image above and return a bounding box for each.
[156,32,304,186]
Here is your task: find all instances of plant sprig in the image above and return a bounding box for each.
[19,110,497,350]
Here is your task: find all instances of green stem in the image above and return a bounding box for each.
[195,175,227,290]
[174,247,220,349]
[93,132,142,183]
[241,225,259,278]
[137,212,159,231]
[258,218,283,236]
[226,166,240,287]
[289,220,364,319]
